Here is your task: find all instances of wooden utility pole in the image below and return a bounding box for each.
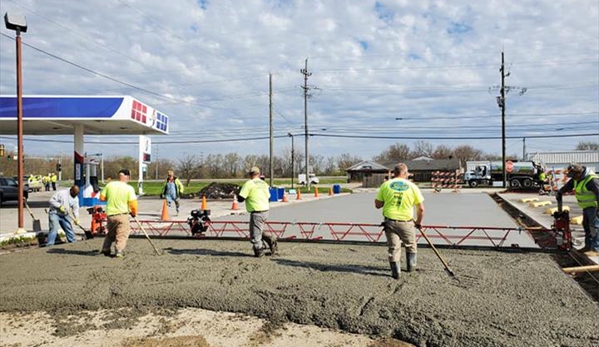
[301,58,312,189]
[500,51,507,189]
[269,73,273,186]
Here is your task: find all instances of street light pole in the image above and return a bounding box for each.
[288,133,294,189]
[4,12,27,233]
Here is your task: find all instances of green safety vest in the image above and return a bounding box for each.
[574,173,599,209]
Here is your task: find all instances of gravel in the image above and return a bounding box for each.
[0,238,597,347]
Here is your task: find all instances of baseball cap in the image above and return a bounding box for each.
[249,166,260,174]
[566,163,583,177]
[119,169,131,176]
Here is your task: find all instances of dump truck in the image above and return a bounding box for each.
[464,161,544,189]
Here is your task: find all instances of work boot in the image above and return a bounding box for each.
[406,253,417,272]
[101,249,111,257]
[253,248,265,258]
[115,251,125,258]
[263,235,278,255]
[389,261,400,279]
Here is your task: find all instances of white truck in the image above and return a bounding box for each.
[464,161,544,189]
[298,173,319,185]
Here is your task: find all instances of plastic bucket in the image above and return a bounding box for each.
[269,188,278,202]
[333,184,341,194]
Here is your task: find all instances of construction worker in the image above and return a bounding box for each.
[100,169,138,258]
[557,163,599,256]
[160,169,184,216]
[46,185,80,246]
[375,163,425,279]
[538,168,547,194]
[50,172,58,191]
[237,166,277,257]
[43,174,51,191]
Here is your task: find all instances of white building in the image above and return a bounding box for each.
[528,151,599,172]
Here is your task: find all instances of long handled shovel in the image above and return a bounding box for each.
[24,201,42,232]
[68,211,94,239]
[133,216,162,255]
[418,227,456,277]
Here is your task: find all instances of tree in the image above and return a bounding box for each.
[411,140,434,158]
[432,145,453,159]
[453,145,484,167]
[336,153,362,172]
[373,143,411,163]
[575,141,599,151]
[223,152,241,178]
[176,154,201,186]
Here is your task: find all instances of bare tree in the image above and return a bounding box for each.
[336,153,362,172]
[575,141,599,151]
[176,154,201,186]
[411,140,434,158]
[223,152,241,178]
[453,145,484,167]
[373,143,411,163]
[432,145,453,159]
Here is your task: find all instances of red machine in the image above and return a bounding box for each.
[87,205,107,237]
[552,210,571,250]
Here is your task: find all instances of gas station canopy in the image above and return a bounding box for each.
[0,95,169,135]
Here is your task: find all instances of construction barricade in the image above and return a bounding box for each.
[431,170,463,193]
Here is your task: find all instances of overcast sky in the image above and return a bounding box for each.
[0,0,597,163]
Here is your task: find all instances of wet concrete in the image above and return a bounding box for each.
[0,238,597,347]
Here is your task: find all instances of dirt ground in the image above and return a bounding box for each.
[0,239,598,347]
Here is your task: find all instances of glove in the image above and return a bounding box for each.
[414,222,422,229]
[58,206,66,213]
[130,212,136,218]
[73,219,80,226]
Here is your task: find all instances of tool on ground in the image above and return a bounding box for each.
[133,216,162,255]
[24,200,42,232]
[417,227,456,277]
[551,210,571,250]
[187,209,211,236]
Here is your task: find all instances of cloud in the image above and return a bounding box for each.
[0,0,597,162]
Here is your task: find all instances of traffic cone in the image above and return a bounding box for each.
[161,200,170,221]
[314,187,319,198]
[297,189,302,200]
[282,191,288,202]
[201,196,208,210]
[329,187,333,196]
[231,195,239,210]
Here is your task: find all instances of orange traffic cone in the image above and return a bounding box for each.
[231,195,239,210]
[201,196,208,210]
[296,189,302,200]
[329,187,333,196]
[314,186,319,198]
[161,200,170,221]
[282,191,288,202]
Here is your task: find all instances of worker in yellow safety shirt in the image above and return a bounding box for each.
[50,172,58,191]
[99,169,138,258]
[557,163,599,256]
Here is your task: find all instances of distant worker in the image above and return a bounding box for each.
[537,168,547,194]
[237,166,277,257]
[100,169,138,258]
[375,163,425,279]
[161,169,184,216]
[46,185,80,246]
[50,172,58,191]
[43,174,51,191]
[557,163,599,256]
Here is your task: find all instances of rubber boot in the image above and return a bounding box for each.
[406,253,417,272]
[253,248,265,258]
[263,234,278,255]
[389,261,400,279]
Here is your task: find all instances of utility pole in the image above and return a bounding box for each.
[522,137,526,160]
[493,51,527,189]
[500,51,506,188]
[269,73,274,186]
[301,58,312,189]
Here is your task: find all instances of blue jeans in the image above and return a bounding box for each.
[582,207,599,251]
[47,212,76,246]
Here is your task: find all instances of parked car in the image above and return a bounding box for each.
[0,177,29,206]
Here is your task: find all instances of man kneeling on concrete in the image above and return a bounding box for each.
[237,166,278,257]
[375,163,425,279]
[46,185,80,246]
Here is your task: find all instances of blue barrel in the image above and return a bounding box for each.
[269,188,278,202]
[277,188,285,201]
[333,184,341,194]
